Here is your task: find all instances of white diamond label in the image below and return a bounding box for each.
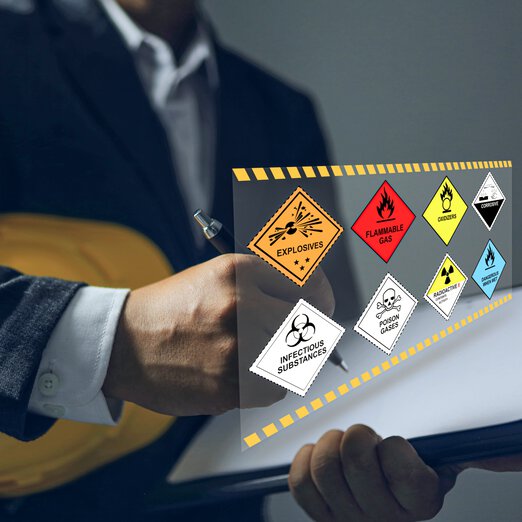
[250,299,345,396]
[354,274,418,355]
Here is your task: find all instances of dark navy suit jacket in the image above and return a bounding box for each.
[0,0,355,441]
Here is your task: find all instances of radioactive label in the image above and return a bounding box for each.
[423,177,468,245]
[354,273,418,355]
[250,299,345,396]
[472,240,506,299]
[248,187,343,286]
[424,254,467,320]
[351,181,415,262]
[472,172,506,230]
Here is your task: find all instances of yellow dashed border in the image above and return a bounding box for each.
[244,293,513,448]
[233,161,512,182]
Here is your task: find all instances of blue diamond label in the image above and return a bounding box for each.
[472,240,506,299]
[250,299,345,396]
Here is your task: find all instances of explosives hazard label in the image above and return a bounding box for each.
[248,187,343,286]
[472,240,506,299]
[354,274,418,355]
[423,177,468,245]
[424,254,467,320]
[472,172,506,230]
[250,299,345,396]
[351,181,415,262]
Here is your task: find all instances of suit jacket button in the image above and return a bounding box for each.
[38,372,59,397]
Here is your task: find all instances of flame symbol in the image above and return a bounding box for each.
[376,187,395,219]
[485,245,495,266]
[440,182,453,202]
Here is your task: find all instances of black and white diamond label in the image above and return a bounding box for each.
[250,299,345,396]
[354,274,418,355]
[472,172,506,230]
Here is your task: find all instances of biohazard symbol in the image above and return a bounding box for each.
[285,314,315,347]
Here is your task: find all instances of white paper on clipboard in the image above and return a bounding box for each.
[169,288,520,484]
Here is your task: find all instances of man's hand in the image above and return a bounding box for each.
[290,425,460,522]
[103,254,334,416]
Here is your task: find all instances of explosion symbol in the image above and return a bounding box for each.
[268,201,323,246]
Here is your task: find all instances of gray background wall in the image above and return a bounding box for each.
[203,0,522,520]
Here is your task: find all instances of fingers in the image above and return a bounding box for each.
[341,425,406,520]
[251,292,294,335]
[234,254,303,300]
[234,254,336,316]
[378,436,446,520]
[291,425,451,522]
[309,430,363,519]
[289,443,335,522]
[301,266,336,317]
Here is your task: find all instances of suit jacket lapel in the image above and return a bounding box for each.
[212,45,271,237]
[38,0,196,267]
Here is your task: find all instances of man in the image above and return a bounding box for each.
[0,0,338,439]
[0,1,520,521]
[0,1,342,519]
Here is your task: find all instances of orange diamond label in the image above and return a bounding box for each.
[248,187,343,286]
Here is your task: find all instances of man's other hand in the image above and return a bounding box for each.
[103,254,334,416]
[290,425,460,522]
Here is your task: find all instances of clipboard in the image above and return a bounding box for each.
[146,418,522,511]
[149,287,521,511]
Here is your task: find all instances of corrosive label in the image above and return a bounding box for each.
[248,187,343,286]
[472,172,506,231]
[424,254,467,320]
[250,299,345,396]
[351,181,415,263]
[423,177,468,245]
[354,274,417,355]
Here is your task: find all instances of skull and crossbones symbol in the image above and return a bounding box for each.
[376,288,401,319]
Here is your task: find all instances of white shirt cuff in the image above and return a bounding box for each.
[28,286,130,425]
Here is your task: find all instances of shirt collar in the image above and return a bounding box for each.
[98,0,218,88]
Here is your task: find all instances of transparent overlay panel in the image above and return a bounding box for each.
[232,163,513,458]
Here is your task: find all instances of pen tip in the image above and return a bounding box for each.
[340,361,349,373]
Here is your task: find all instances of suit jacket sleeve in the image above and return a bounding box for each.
[0,266,84,441]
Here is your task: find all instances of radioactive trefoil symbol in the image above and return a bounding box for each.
[441,265,454,284]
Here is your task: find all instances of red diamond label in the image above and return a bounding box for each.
[351,181,415,262]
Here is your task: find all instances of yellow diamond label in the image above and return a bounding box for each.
[424,254,468,320]
[248,187,343,286]
[423,177,468,245]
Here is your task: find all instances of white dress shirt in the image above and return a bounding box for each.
[28,0,218,424]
